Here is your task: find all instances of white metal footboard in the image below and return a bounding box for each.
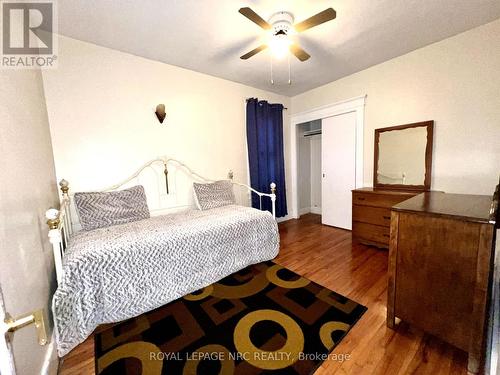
[45,157,277,286]
[228,170,276,218]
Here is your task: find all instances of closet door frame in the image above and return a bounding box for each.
[290,95,366,219]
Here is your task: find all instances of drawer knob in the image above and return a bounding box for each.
[357,197,365,201]
[383,216,391,220]
[383,234,390,238]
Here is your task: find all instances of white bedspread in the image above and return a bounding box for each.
[52,205,279,356]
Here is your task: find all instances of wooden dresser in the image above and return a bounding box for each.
[352,187,418,248]
[387,192,497,374]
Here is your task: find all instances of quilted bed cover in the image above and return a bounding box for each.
[52,205,279,356]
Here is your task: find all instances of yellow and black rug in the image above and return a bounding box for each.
[95,261,366,375]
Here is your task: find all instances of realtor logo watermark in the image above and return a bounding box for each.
[1,1,57,68]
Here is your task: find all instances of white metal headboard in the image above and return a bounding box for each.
[45,157,276,285]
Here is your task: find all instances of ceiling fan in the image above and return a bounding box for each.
[239,7,337,62]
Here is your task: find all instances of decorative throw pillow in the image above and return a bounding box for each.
[193,180,236,210]
[74,185,150,231]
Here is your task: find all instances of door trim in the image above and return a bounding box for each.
[290,95,366,219]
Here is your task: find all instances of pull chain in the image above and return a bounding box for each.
[270,53,292,85]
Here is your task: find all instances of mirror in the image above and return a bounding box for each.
[374,121,433,191]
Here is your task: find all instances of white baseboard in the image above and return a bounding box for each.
[298,207,311,216]
[296,207,322,217]
[276,214,293,223]
[310,206,322,215]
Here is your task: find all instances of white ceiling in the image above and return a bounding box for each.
[57,0,500,96]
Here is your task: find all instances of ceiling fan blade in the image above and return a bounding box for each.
[294,8,336,32]
[290,44,311,62]
[240,44,268,60]
[239,7,271,30]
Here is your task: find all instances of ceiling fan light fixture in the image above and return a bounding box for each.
[239,7,335,63]
[268,34,292,59]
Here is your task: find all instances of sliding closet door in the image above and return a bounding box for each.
[322,111,357,229]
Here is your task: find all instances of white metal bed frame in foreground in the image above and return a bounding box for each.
[45,157,277,285]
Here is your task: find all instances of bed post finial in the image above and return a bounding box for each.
[45,208,60,230]
[270,182,277,218]
[59,179,69,196]
[46,208,63,285]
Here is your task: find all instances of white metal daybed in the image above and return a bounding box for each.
[46,157,279,356]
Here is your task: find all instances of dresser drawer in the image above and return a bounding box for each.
[352,191,413,208]
[352,222,390,244]
[353,205,391,226]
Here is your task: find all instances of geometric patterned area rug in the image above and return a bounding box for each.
[95,261,367,375]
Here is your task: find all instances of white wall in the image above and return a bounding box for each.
[310,135,322,213]
[297,129,311,213]
[0,69,59,374]
[291,19,500,195]
[296,121,322,216]
[42,36,291,212]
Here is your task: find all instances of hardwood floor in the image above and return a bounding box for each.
[59,214,468,374]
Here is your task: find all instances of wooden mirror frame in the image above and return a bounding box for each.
[373,120,434,191]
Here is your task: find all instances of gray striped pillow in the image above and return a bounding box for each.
[193,180,235,210]
[74,185,150,231]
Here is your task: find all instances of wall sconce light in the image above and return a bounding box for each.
[155,104,166,124]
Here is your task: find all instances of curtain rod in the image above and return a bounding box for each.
[246,98,288,110]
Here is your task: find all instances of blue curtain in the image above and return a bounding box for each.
[246,98,288,217]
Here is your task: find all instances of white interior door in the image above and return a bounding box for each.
[0,288,16,375]
[321,112,357,229]
[0,69,59,374]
